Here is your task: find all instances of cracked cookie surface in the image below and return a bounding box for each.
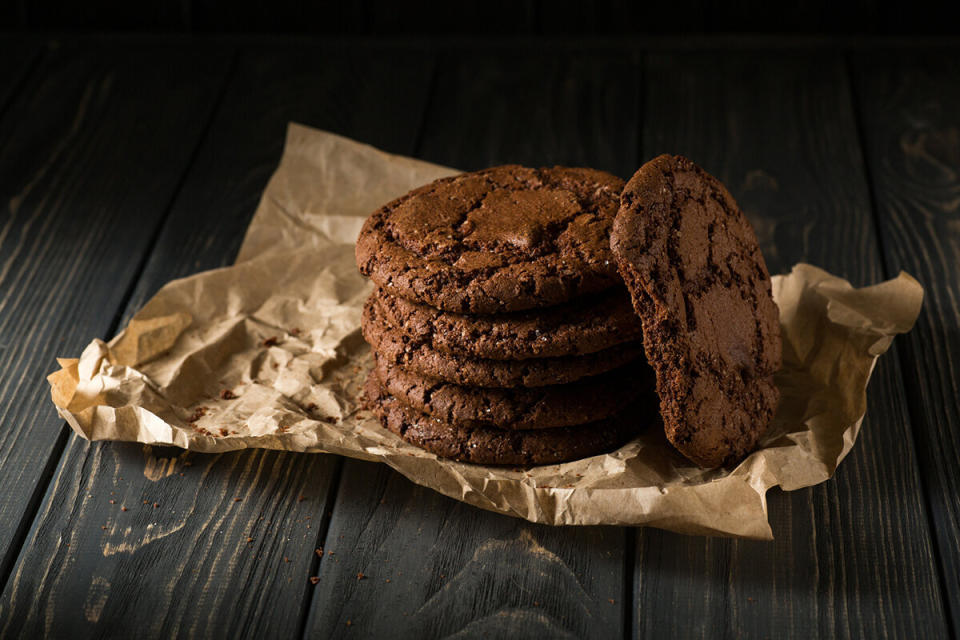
[356,165,624,313]
[611,154,781,468]
[363,372,646,465]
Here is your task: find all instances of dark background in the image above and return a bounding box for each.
[0,0,957,35]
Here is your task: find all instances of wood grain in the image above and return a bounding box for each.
[304,47,640,639]
[633,50,948,638]
[0,45,436,637]
[0,41,231,586]
[308,462,625,639]
[852,49,960,635]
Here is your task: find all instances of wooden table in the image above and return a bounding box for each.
[0,35,957,639]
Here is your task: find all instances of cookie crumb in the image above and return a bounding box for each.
[220,389,237,400]
[309,576,319,585]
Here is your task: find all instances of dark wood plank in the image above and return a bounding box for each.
[0,41,231,590]
[0,3,23,30]
[363,1,536,35]
[633,50,948,639]
[0,44,436,638]
[305,47,639,639]
[0,38,40,116]
[22,0,188,30]
[191,0,366,33]
[852,49,960,634]
[537,0,708,34]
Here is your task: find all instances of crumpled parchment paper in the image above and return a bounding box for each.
[47,123,923,539]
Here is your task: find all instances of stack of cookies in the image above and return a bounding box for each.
[355,165,656,465]
[355,156,782,469]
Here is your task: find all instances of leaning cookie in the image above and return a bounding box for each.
[611,154,781,468]
[356,165,624,314]
[373,287,643,360]
[363,373,645,466]
[372,353,652,430]
[362,296,645,388]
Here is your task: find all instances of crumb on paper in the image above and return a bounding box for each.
[220,389,237,400]
[261,336,280,348]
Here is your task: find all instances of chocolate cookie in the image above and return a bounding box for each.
[373,287,643,360]
[362,296,645,388]
[356,165,624,314]
[364,373,644,465]
[373,353,652,430]
[611,154,781,468]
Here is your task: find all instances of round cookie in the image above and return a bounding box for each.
[373,287,643,360]
[363,373,644,466]
[610,154,781,469]
[362,296,645,388]
[356,165,625,314]
[373,353,652,430]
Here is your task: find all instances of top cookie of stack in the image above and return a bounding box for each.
[356,165,653,465]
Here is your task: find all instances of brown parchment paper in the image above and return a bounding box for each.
[47,123,924,539]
